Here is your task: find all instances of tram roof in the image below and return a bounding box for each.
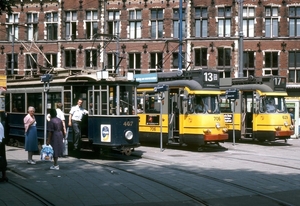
[138,79,220,93]
[6,73,138,88]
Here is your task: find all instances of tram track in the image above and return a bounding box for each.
[4,178,55,206]
[90,151,296,206]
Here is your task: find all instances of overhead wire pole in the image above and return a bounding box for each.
[178,0,183,70]
[238,0,244,77]
[11,32,14,75]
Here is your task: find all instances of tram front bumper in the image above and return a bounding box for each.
[203,134,228,142]
[275,130,294,137]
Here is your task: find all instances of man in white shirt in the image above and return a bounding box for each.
[68,98,88,151]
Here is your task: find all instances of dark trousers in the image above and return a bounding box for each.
[72,120,81,150]
[0,141,7,172]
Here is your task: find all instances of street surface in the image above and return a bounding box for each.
[1,138,300,206]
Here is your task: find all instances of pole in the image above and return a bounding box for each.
[178,0,183,70]
[44,89,48,145]
[160,95,163,152]
[116,20,120,74]
[238,0,244,77]
[11,34,14,75]
[232,100,236,145]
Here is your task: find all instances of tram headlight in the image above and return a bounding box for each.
[215,122,220,129]
[284,121,289,127]
[275,126,281,131]
[124,130,133,140]
[222,127,228,133]
[290,125,294,130]
[203,129,211,134]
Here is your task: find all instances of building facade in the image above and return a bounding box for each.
[0,0,299,95]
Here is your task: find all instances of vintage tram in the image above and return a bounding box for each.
[220,75,294,142]
[5,70,140,155]
[136,69,228,151]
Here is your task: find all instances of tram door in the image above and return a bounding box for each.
[72,86,89,138]
[242,92,254,138]
[168,89,180,142]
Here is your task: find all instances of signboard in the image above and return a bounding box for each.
[224,113,233,123]
[101,124,111,142]
[202,71,219,88]
[134,73,158,83]
[0,75,7,93]
[226,89,239,100]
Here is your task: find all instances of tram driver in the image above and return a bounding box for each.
[265,97,276,113]
[194,97,208,113]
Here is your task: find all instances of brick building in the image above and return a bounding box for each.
[0,0,299,95]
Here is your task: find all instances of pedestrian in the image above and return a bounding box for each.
[68,98,88,151]
[289,108,295,125]
[56,102,66,135]
[47,109,65,170]
[24,106,39,165]
[0,121,8,182]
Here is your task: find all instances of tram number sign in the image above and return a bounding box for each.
[123,121,133,126]
[226,89,239,100]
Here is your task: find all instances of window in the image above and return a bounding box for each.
[265,7,278,37]
[129,10,142,39]
[172,52,186,69]
[150,53,163,72]
[107,11,120,36]
[46,12,58,40]
[288,51,300,83]
[243,51,255,77]
[7,13,19,41]
[106,53,117,73]
[194,48,207,67]
[128,53,141,74]
[195,7,208,37]
[243,7,255,37]
[65,11,77,40]
[217,48,231,78]
[26,54,37,69]
[173,9,186,38]
[85,49,97,68]
[65,50,76,67]
[86,11,98,39]
[45,53,58,68]
[6,53,18,74]
[289,7,300,37]
[264,51,278,75]
[151,9,163,38]
[218,7,231,37]
[27,13,38,41]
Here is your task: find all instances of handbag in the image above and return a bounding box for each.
[40,144,54,161]
[63,127,69,156]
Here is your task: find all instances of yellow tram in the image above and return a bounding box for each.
[136,69,228,151]
[220,76,294,142]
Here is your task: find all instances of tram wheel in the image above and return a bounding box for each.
[197,147,203,152]
[122,148,132,156]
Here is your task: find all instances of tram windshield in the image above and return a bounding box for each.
[260,96,287,113]
[188,95,220,114]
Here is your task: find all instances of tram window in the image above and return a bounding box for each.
[145,94,160,113]
[27,93,42,113]
[220,98,232,113]
[5,94,9,112]
[12,93,25,113]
